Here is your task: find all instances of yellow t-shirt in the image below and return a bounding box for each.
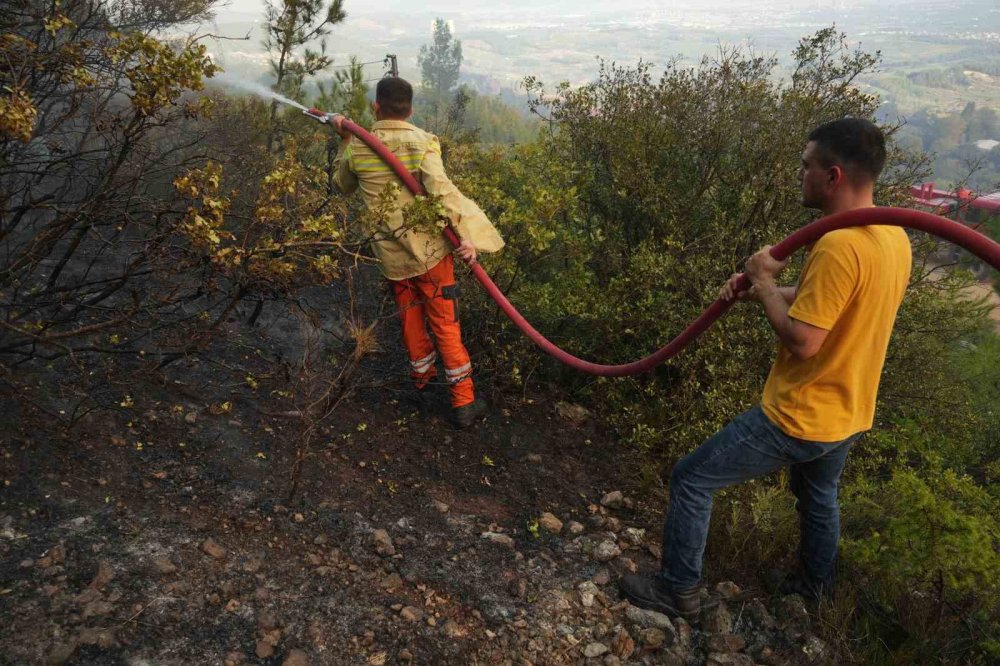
[761,224,912,442]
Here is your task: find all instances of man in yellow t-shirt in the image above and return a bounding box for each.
[621,118,912,622]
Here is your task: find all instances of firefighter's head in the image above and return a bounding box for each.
[374,77,413,120]
[798,118,885,214]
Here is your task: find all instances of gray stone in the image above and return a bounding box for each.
[639,627,666,648]
[480,531,515,548]
[600,491,624,509]
[593,541,621,562]
[625,605,674,631]
[622,527,645,546]
[707,633,746,653]
[701,602,733,634]
[582,642,609,658]
[706,653,755,666]
[745,599,776,629]
[776,594,810,630]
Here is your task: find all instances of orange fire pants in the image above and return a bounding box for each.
[391,255,474,408]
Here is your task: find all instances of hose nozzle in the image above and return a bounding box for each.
[304,107,340,124]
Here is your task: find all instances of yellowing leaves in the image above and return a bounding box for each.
[107,32,218,116]
[43,13,76,35]
[0,87,38,143]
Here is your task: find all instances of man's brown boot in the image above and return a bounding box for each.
[619,572,702,624]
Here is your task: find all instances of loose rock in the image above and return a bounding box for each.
[400,606,423,622]
[480,531,515,548]
[88,560,115,589]
[707,633,747,653]
[282,649,309,666]
[200,538,227,560]
[706,653,755,666]
[700,602,733,634]
[714,581,741,600]
[593,541,621,562]
[567,521,585,535]
[372,529,395,557]
[625,605,674,631]
[600,491,624,509]
[639,627,667,649]
[622,527,645,546]
[611,628,635,658]
[255,641,275,659]
[583,642,609,658]
[538,512,563,534]
[153,557,178,575]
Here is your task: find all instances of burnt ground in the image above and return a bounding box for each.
[0,299,838,666]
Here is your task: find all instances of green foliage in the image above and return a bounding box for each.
[315,56,374,127]
[445,28,998,663]
[418,18,462,97]
[842,468,1000,659]
[262,0,346,147]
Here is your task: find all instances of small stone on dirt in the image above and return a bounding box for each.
[611,628,635,658]
[706,653,755,666]
[593,541,621,562]
[538,512,563,534]
[480,531,514,548]
[88,560,114,589]
[714,581,741,600]
[567,520,585,535]
[442,619,467,638]
[583,642,609,658]
[432,500,449,513]
[600,491,624,509]
[380,573,403,591]
[639,627,667,648]
[255,640,275,659]
[282,649,309,666]
[525,453,542,463]
[400,606,423,622]
[153,557,178,575]
[257,610,280,631]
[200,538,227,559]
[700,602,733,634]
[625,605,674,632]
[622,527,645,546]
[707,633,746,653]
[554,401,592,423]
[372,529,395,557]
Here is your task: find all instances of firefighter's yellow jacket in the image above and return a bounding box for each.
[333,119,505,280]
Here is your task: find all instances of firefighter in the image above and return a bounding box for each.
[331,77,504,428]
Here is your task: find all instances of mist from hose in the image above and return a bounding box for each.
[209,71,308,111]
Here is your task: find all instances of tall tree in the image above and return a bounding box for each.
[263,0,346,149]
[417,18,462,96]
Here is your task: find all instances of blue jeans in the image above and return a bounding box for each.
[660,406,859,590]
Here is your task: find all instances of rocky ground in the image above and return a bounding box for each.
[0,309,842,665]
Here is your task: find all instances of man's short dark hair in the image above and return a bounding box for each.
[808,118,886,183]
[376,77,413,118]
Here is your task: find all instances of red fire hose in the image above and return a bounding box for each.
[309,109,1000,377]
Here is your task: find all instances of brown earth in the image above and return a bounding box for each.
[0,320,837,665]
